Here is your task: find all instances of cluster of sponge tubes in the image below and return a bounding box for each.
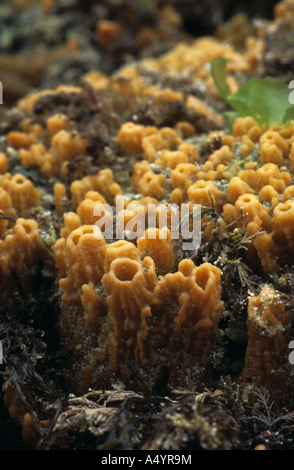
[54,216,224,393]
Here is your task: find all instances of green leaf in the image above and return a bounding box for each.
[210,57,294,128]
[210,57,231,100]
[231,76,291,127]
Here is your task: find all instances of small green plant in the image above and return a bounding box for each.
[211,57,294,129]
